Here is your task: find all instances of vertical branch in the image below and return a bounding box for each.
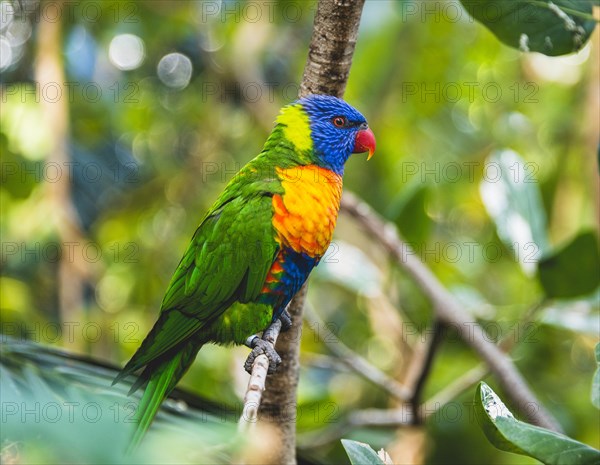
[405,320,445,425]
[257,1,367,463]
[299,0,366,98]
[35,1,88,347]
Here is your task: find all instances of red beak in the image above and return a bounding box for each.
[354,127,376,160]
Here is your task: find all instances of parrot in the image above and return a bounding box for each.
[113,94,376,448]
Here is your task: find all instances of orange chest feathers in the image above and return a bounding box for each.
[272,165,343,258]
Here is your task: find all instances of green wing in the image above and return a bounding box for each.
[118,180,280,375]
[163,192,279,313]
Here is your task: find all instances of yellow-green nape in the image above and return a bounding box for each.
[276,104,313,152]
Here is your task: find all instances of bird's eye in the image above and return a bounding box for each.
[332,116,347,128]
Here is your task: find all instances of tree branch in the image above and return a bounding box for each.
[345,366,490,431]
[300,0,366,98]
[424,364,489,417]
[305,304,411,402]
[239,319,282,432]
[406,320,445,425]
[424,298,549,416]
[349,407,414,428]
[253,284,305,464]
[340,191,562,432]
[347,298,553,428]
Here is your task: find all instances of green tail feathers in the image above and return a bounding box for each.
[117,341,203,452]
[128,356,179,452]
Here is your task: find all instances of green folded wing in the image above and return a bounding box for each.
[115,156,286,379]
[162,192,280,314]
[118,191,281,376]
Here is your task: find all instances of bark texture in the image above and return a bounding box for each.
[300,0,366,99]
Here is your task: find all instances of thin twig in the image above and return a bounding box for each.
[238,319,282,432]
[340,191,562,432]
[337,365,487,430]
[424,364,489,417]
[407,320,445,424]
[305,304,411,401]
[349,407,415,428]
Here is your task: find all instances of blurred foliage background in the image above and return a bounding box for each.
[1,1,598,464]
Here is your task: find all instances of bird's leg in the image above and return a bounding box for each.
[244,319,283,374]
[244,303,292,373]
[244,337,281,374]
[279,308,292,332]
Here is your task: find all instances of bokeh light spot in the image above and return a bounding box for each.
[6,17,31,46]
[0,35,12,71]
[108,33,145,71]
[157,52,193,89]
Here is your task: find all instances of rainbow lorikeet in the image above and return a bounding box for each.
[114,94,375,446]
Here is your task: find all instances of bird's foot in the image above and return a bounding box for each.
[244,336,282,374]
[279,309,292,332]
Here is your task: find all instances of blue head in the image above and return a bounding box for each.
[276,95,376,175]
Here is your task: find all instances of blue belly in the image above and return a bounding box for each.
[258,247,319,321]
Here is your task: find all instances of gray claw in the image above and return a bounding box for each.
[244,338,282,374]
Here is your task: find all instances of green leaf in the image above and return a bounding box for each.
[537,231,600,298]
[592,343,600,409]
[475,382,600,464]
[460,1,597,56]
[341,439,386,465]
[479,149,549,274]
